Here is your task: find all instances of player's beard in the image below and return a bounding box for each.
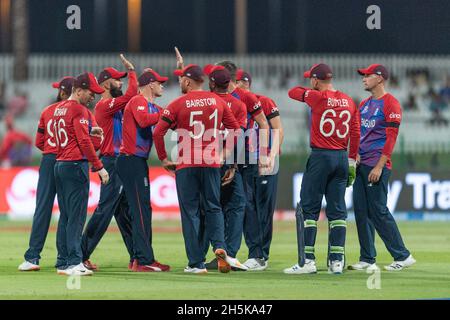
[110,83,123,98]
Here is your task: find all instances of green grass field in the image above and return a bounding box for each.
[0,218,449,300]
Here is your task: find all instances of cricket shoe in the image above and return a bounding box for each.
[243,258,267,271]
[83,260,98,271]
[214,249,231,273]
[384,255,416,271]
[205,258,218,270]
[18,261,40,272]
[348,261,379,271]
[283,260,317,274]
[184,266,208,274]
[328,260,344,274]
[133,261,171,272]
[227,257,248,271]
[128,259,137,271]
[63,263,93,276]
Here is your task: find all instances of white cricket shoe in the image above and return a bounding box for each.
[328,260,344,274]
[348,261,379,271]
[243,258,267,271]
[283,260,317,274]
[18,261,40,272]
[184,266,208,274]
[226,257,248,271]
[384,255,416,271]
[65,263,94,276]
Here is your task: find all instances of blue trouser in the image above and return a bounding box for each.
[241,164,265,259]
[176,167,226,269]
[24,153,57,264]
[202,165,246,259]
[116,155,155,265]
[54,161,90,268]
[300,149,348,262]
[256,172,279,261]
[81,156,134,262]
[353,164,410,263]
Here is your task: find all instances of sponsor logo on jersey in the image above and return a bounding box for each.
[361,105,369,114]
[361,118,376,128]
[109,99,116,108]
[374,108,379,116]
[54,107,68,117]
[163,109,170,116]
[79,118,89,125]
[137,106,146,111]
[389,112,401,119]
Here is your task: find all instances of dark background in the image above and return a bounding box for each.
[1,0,448,54]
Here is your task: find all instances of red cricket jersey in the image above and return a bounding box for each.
[119,94,161,159]
[153,90,240,170]
[215,92,247,129]
[231,87,263,128]
[36,102,60,154]
[94,71,138,157]
[51,100,103,171]
[288,86,360,160]
[256,94,280,121]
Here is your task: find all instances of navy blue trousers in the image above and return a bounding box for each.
[241,164,265,259]
[81,156,134,262]
[176,167,225,269]
[256,172,279,261]
[116,155,155,265]
[24,153,57,264]
[202,165,246,259]
[353,164,410,263]
[300,149,348,262]
[54,161,90,267]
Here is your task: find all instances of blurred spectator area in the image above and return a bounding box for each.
[0,53,449,162]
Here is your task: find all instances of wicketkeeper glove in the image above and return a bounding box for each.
[347,158,357,187]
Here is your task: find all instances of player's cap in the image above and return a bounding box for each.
[236,69,252,85]
[174,64,204,82]
[97,67,127,84]
[357,64,389,80]
[138,68,169,86]
[303,63,333,80]
[203,64,231,87]
[74,72,105,94]
[52,76,75,95]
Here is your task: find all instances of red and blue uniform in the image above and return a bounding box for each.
[22,102,59,265]
[289,86,360,263]
[95,71,138,156]
[358,93,401,169]
[353,93,410,264]
[116,94,161,266]
[52,99,104,269]
[119,94,161,159]
[81,72,138,264]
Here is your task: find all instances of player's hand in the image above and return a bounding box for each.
[98,168,109,185]
[90,126,103,137]
[368,165,382,184]
[221,167,236,186]
[356,154,361,166]
[162,158,177,173]
[347,158,357,187]
[174,46,184,69]
[120,53,135,71]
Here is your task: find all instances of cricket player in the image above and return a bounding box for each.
[153,64,241,274]
[116,68,170,272]
[236,69,284,264]
[285,63,360,274]
[202,64,248,271]
[349,64,415,271]
[215,60,271,271]
[18,76,75,271]
[53,72,109,276]
[81,54,137,271]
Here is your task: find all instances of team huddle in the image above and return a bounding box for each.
[18,49,415,276]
